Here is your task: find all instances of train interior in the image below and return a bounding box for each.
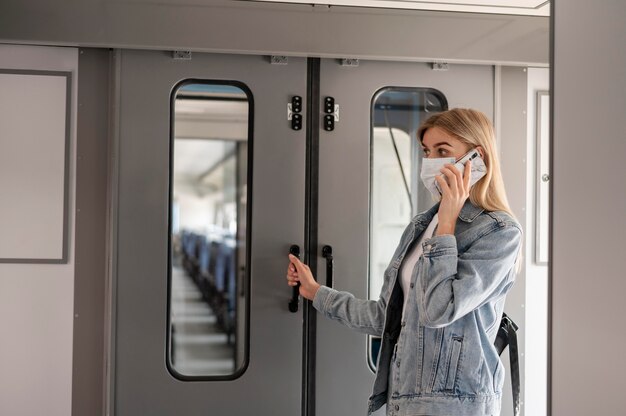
[1,1,624,416]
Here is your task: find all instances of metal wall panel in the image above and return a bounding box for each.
[0,69,70,262]
[499,65,528,416]
[316,59,496,415]
[112,50,307,415]
[72,48,111,416]
[0,1,548,65]
[551,1,626,415]
[0,43,78,416]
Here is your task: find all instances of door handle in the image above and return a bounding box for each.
[288,245,301,313]
[322,245,333,288]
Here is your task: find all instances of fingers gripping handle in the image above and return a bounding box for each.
[288,245,301,313]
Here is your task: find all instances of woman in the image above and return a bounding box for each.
[286,108,522,416]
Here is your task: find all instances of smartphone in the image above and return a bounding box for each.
[435,149,487,194]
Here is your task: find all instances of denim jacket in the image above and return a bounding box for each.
[312,200,522,416]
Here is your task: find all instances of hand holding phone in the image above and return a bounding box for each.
[435,149,487,194]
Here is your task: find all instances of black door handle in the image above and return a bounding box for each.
[322,245,333,288]
[288,245,301,313]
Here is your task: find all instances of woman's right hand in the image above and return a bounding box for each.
[286,254,321,301]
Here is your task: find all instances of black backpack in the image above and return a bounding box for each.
[494,313,520,416]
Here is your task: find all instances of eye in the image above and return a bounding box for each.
[422,148,430,156]
[437,148,448,156]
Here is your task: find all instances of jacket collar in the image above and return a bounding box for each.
[411,199,484,227]
[458,200,485,222]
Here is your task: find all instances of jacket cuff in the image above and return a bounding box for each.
[422,234,457,257]
[312,285,335,313]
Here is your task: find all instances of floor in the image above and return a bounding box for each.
[170,265,236,376]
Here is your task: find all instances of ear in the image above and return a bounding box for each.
[475,146,485,159]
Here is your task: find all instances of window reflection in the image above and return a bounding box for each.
[169,82,249,378]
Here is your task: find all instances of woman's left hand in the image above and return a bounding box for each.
[435,160,471,236]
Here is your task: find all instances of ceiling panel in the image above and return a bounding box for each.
[245,0,550,16]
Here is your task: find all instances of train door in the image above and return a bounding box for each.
[315,60,494,415]
[111,50,307,415]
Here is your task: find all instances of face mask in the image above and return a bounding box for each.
[420,149,487,201]
[420,156,455,201]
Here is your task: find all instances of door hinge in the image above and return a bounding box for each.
[271,55,289,65]
[341,58,359,67]
[431,62,449,71]
[172,51,192,61]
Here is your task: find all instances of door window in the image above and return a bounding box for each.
[168,81,251,379]
[368,87,447,369]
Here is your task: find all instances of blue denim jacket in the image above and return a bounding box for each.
[312,200,522,416]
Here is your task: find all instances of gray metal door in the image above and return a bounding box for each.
[316,59,494,415]
[112,50,307,415]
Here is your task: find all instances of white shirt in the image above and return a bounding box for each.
[400,214,438,318]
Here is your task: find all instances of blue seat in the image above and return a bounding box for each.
[199,236,211,277]
[214,242,228,293]
[225,244,236,313]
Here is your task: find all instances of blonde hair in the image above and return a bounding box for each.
[417,108,516,220]
[418,108,522,272]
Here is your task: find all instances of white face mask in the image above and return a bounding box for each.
[420,156,455,201]
[420,150,487,201]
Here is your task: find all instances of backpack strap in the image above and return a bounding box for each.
[496,314,520,416]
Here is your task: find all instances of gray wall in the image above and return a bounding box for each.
[72,48,110,416]
[524,67,549,416]
[0,44,78,416]
[0,69,70,262]
[499,66,528,416]
[0,0,548,65]
[552,1,626,414]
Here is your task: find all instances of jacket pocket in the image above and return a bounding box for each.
[444,336,463,391]
[493,360,504,393]
[391,343,398,363]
